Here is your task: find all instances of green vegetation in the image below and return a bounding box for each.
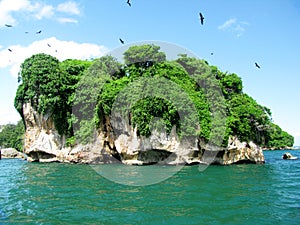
[72,55,123,144]
[14,45,294,149]
[0,120,25,151]
[266,124,294,148]
[14,53,92,136]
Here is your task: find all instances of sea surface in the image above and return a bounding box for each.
[0,150,299,225]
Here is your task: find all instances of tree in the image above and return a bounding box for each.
[226,93,271,144]
[15,53,61,114]
[98,58,210,139]
[265,123,294,148]
[176,54,227,145]
[176,54,210,76]
[123,44,166,68]
[0,121,25,151]
[72,56,122,144]
[220,73,243,97]
[14,54,91,136]
[54,59,92,136]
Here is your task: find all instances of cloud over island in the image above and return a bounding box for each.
[0,37,109,77]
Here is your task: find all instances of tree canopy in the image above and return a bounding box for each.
[0,121,24,151]
[14,45,294,149]
[15,53,92,136]
[123,44,166,68]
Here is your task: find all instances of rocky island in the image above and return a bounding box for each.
[13,44,294,165]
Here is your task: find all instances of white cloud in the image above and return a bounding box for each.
[0,37,109,78]
[0,0,81,26]
[57,1,80,15]
[0,0,31,26]
[57,17,78,24]
[218,18,249,37]
[0,0,30,11]
[234,24,245,37]
[218,18,237,30]
[34,4,55,20]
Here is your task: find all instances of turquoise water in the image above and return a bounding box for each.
[0,150,299,225]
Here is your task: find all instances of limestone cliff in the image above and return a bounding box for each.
[22,103,265,165]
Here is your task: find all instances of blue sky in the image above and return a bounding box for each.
[1,0,300,145]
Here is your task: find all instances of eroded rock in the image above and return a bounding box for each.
[0,148,24,159]
[22,103,265,165]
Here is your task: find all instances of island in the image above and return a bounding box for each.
[11,44,293,165]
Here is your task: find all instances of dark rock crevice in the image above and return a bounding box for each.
[137,149,173,164]
[28,151,57,162]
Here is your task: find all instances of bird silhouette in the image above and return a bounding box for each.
[8,48,12,52]
[255,62,261,69]
[119,38,125,44]
[127,0,131,7]
[47,43,51,47]
[211,52,214,55]
[36,30,42,34]
[199,13,204,25]
[5,24,12,27]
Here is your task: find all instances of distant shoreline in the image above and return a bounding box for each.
[263,147,300,151]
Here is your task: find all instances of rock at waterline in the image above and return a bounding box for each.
[282,152,298,160]
[0,148,25,159]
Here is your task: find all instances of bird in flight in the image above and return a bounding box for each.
[255,62,261,69]
[127,0,131,7]
[47,43,51,47]
[8,48,12,52]
[119,38,125,44]
[5,24,13,27]
[36,30,42,34]
[199,13,204,25]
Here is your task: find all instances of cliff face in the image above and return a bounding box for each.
[23,103,265,165]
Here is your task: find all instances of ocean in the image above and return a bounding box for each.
[0,150,299,224]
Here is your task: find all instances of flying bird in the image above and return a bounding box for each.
[36,30,42,34]
[199,12,204,25]
[211,52,214,55]
[127,0,131,7]
[47,43,51,47]
[8,48,12,52]
[5,24,12,27]
[255,62,261,69]
[119,38,125,44]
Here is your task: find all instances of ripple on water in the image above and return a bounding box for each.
[0,151,300,224]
